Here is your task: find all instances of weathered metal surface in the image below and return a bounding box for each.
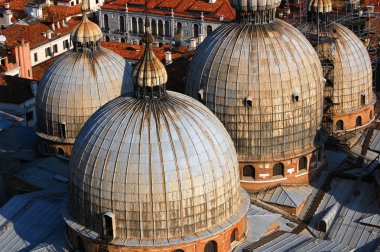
[245,232,354,251]
[255,185,313,208]
[69,91,247,243]
[186,20,324,162]
[369,129,380,153]
[36,48,134,143]
[359,214,380,228]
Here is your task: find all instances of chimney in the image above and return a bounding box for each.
[198,34,205,44]
[165,51,172,65]
[4,3,9,9]
[51,23,55,31]
[56,21,60,29]
[189,38,197,50]
[30,81,38,97]
[42,32,47,38]
[47,30,52,39]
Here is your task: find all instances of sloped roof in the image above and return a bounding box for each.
[101,0,235,22]
[0,74,34,104]
[256,185,313,208]
[359,214,380,228]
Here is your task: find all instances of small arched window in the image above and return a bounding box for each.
[299,156,307,171]
[230,228,238,242]
[356,116,362,126]
[193,24,199,37]
[177,22,182,30]
[243,165,255,179]
[102,212,115,241]
[204,240,217,252]
[165,20,170,37]
[152,19,157,35]
[207,25,212,35]
[273,163,284,177]
[132,17,137,33]
[103,14,109,30]
[336,120,344,130]
[172,250,185,252]
[158,20,164,36]
[56,146,65,156]
[120,38,126,43]
[119,16,125,32]
[138,18,144,34]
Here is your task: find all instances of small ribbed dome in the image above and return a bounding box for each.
[36,48,134,143]
[308,0,332,13]
[186,20,324,162]
[132,44,167,88]
[230,0,281,11]
[68,91,248,244]
[314,24,373,115]
[71,4,102,46]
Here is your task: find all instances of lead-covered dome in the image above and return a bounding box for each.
[314,23,373,115]
[186,20,324,162]
[67,91,248,243]
[36,48,134,144]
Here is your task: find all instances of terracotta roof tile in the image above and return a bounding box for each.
[0,17,80,48]
[31,56,55,80]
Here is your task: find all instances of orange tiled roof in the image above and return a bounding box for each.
[0,17,80,48]
[0,0,30,12]
[32,55,55,80]
[43,4,82,19]
[101,0,235,22]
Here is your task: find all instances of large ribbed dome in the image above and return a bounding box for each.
[186,20,324,162]
[314,23,373,115]
[68,91,247,244]
[36,48,134,143]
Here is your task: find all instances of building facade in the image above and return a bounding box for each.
[99,0,235,44]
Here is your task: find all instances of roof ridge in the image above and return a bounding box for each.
[280,186,298,206]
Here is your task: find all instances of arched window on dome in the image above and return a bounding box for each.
[356,116,362,127]
[207,25,213,36]
[230,228,238,242]
[193,24,199,38]
[172,250,184,252]
[243,165,255,179]
[119,16,125,32]
[102,212,116,242]
[103,14,109,30]
[273,163,284,177]
[204,240,217,252]
[299,156,307,171]
[56,146,65,157]
[336,120,344,130]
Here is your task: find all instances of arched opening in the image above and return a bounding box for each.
[230,228,238,242]
[173,250,185,252]
[273,163,284,177]
[356,116,362,126]
[177,22,182,30]
[120,38,125,43]
[207,25,212,36]
[193,24,199,37]
[56,146,65,156]
[158,20,164,36]
[132,17,137,33]
[152,19,157,35]
[105,35,110,42]
[165,20,170,37]
[119,16,125,32]
[204,240,217,252]
[102,212,115,241]
[298,156,307,171]
[138,18,144,34]
[243,165,255,179]
[103,14,109,30]
[336,120,344,130]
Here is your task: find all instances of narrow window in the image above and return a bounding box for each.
[104,14,109,30]
[361,94,366,106]
[273,163,284,177]
[207,25,213,36]
[356,116,362,126]
[299,156,307,171]
[204,240,217,252]
[245,96,253,107]
[336,120,344,130]
[243,165,255,179]
[230,228,238,242]
[193,24,199,37]
[53,44,58,53]
[102,212,115,241]
[59,123,66,139]
[34,52,38,62]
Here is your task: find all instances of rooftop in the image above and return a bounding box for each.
[101,0,236,22]
[0,74,34,104]
[0,17,80,48]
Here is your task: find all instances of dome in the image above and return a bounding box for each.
[314,24,373,115]
[71,0,102,45]
[36,48,134,144]
[67,91,248,244]
[186,20,324,162]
